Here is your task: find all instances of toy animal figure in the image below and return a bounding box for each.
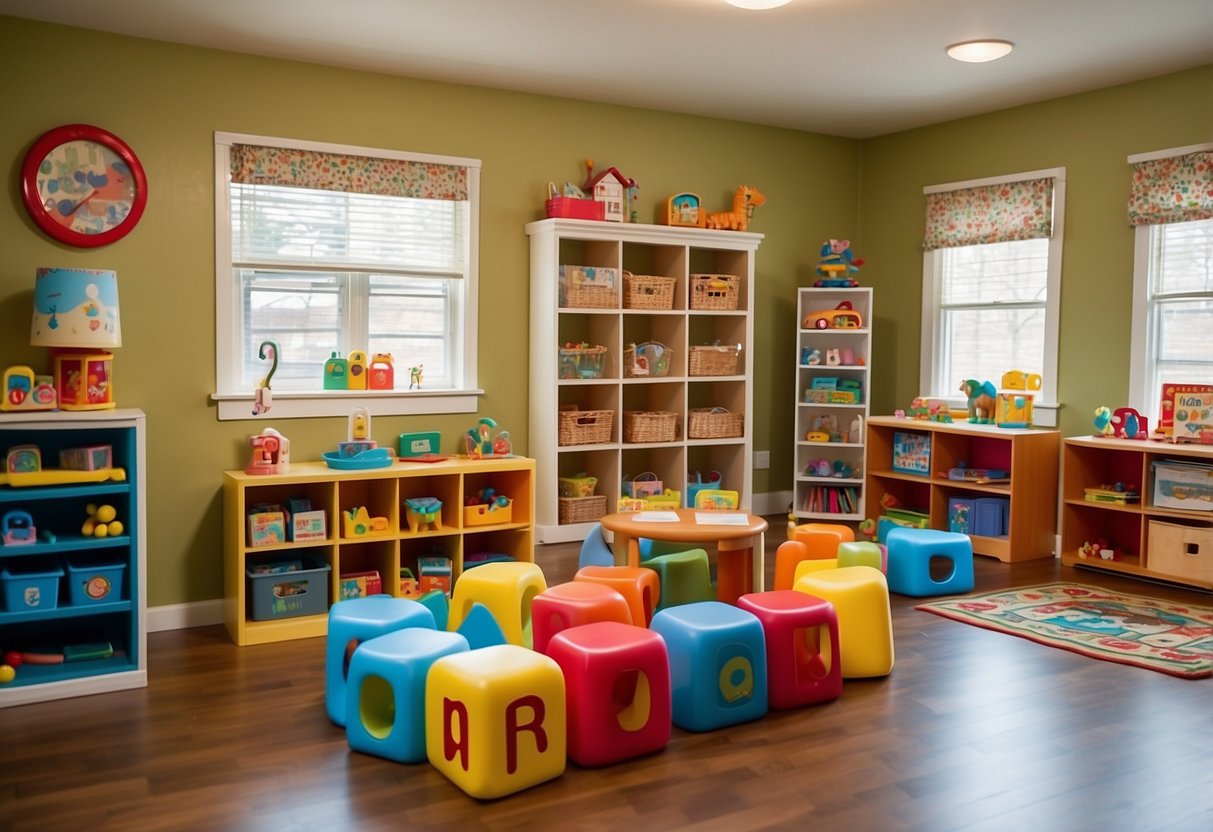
[705,185,765,231]
[814,239,864,287]
[960,379,997,423]
[1093,406,1114,436]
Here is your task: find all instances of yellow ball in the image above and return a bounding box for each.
[96,505,117,523]
[0,664,15,684]
[83,519,97,536]
[86,503,98,517]
[107,521,124,537]
[94,524,109,538]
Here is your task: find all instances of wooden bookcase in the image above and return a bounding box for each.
[1060,436,1213,590]
[223,456,534,645]
[865,416,1059,562]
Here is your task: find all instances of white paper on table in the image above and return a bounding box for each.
[695,512,749,525]
[632,511,681,523]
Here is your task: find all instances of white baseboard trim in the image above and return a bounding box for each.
[752,490,794,518]
[148,599,224,633]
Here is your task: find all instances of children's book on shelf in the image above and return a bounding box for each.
[1155,382,1213,442]
[892,431,930,475]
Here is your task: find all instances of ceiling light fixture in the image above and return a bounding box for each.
[946,40,1014,63]
[724,0,793,9]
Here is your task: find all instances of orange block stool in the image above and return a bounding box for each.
[546,621,671,767]
[737,590,841,709]
[775,523,854,590]
[574,565,661,626]
[531,581,633,655]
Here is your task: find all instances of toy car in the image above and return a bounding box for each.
[803,301,863,330]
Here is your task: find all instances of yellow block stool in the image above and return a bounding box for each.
[791,557,838,586]
[793,565,893,678]
[775,523,853,590]
[426,644,567,800]
[448,561,547,648]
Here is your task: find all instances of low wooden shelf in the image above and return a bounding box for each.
[223,456,534,645]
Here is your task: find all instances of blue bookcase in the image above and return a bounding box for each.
[0,409,146,707]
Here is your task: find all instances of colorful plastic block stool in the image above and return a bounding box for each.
[649,601,768,732]
[574,565,661,626]
[837,541,885,572]
[325,595,435,726]
[456,601,508,649]
[885,527,974,597]
[791,557,838,586]
[737,590,841,709]
[546,621,671,767]
[532,581,633,655]
[641,548,715,611]
[578,523,615,569]
[775,521,853,590]
[448,561,547,648]
[793,566,893,679]
[426,644,566,799]
[345,627,469,763]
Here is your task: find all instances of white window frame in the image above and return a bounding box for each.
[211,131,482,421]
[919,167,1065,427]
[1127,142,1213,423]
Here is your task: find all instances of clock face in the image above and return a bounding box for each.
[21,124,148,248]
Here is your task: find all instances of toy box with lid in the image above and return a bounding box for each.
[246,554,331,620]
[67,558,127,605]
[1,560,63,611]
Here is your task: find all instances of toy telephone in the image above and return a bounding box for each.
[2,366,57,412]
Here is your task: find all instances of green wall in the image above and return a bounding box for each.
[0,17,858,606]
[859,66,1213,437]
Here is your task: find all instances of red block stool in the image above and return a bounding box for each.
[574,565,661,626]
[532,581,633,655]
[774,523,854,590]
[736,590,842,709]
[546,621,671,767]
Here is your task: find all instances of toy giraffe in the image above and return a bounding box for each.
[705,185,766,231]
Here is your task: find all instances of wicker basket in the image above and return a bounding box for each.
[558,344,608,379]
[690,274,740,310]
[558,407,615,446]
[623,341,673,378]
[689,344,741,376]
[559,495,608,524]
[623,411,680,443]
[559,265,619,309]
[622,272,677,310]
[688,407,744,439]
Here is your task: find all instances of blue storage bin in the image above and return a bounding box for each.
[67,560,127,605]
[1,562,63,611]
[247,555,331,620]
[973,497,1009,537]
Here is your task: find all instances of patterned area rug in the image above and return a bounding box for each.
[916,582,1213,679]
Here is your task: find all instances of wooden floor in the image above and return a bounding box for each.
[3,520,1212,831]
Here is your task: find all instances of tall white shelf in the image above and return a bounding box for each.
[527,218,762,544]
[793,287,872,525]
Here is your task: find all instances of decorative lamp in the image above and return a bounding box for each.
[30,267,122,411]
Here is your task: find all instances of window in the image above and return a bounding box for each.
[1128,145,1213,424]
[920,169,1065,425]
[213,133,481,420]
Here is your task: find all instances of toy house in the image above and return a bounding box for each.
[582,164,630,223]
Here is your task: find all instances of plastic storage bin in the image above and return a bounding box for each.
[246,555,331,621]
[67,560,126,605]
[2,562,63,611]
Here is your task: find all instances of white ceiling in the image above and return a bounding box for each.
[3,0,1212,138]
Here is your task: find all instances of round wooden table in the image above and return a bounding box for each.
[598,508,768,600]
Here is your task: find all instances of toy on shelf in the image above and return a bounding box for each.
[60,445,113,471]
[801,348,823,366]
[251,340,278,416]
[369,354,394,389]
[705,185,765,232]
[665,192,705,228]
[245,427,290,475]
[409,363,423,390]
[813,239,864,287]
[802,301,862,330]
[2,366,57,412]
[545,180,604,221]
[323,351,348,389]
[1077,538,1118,561]
[1092,406,1115,437]
[464,417,511,458]
[995,369,1041,429]
[404,497,443,533]
[582,160,633,223]
[1084,483,1140,504]
[2,510,36,546]
[960,379,998,424]
[1110,406,1149,440]
[464,487,513,525]
[1,444,126,488]
[1153,382,1213,444]
[320,349,399,391]
[82,503,124,538]
[323,407,393,469]
[343,506,390,537]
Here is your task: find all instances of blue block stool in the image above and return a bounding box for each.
[326,595,435,726]
[345,627,469,763]
[649,601,767,732]
[885,527,974,597]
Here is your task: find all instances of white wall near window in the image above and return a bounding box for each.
[919,168,1065,426]
[212,132,482,420]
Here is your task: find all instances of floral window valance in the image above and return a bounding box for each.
[1127,150,1213,226]
[230,144,468,201]
[923,178,1054,250]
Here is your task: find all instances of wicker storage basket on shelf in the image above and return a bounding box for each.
[623,341,673,378]
[623,411,680,443]
[622,271,677,310]
[559,265,619,309]
[687,407,744,439]
[689,273,740,310]
[689,344,741,376]
[558,407,615,446]
[558,344,608,379]
[559,495,608,524]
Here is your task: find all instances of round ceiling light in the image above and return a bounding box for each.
[724,0,793,9]
[946,40,1014,62]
